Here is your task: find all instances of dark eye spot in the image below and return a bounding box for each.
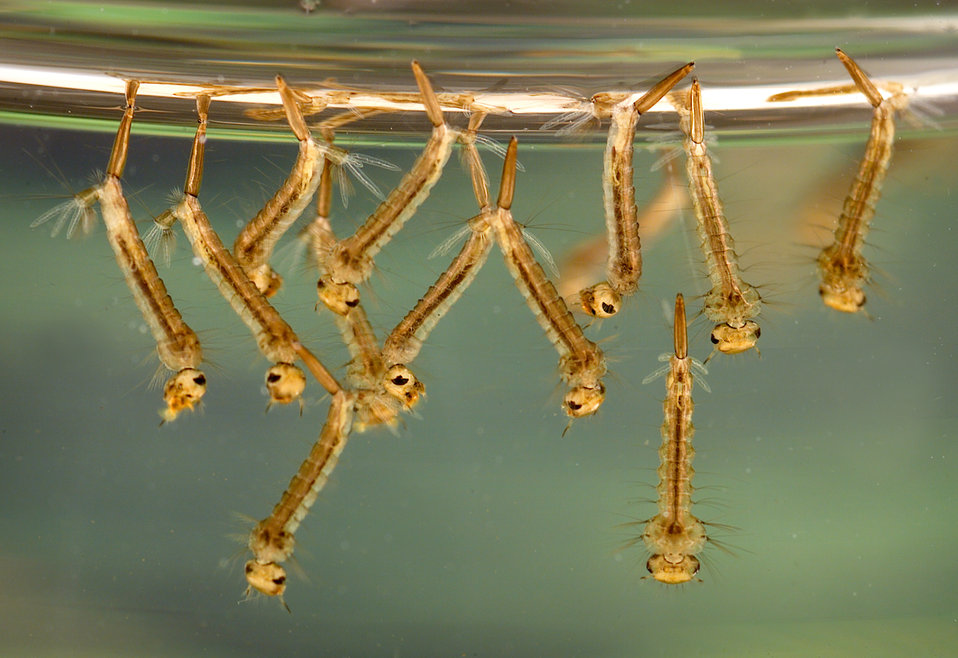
[391,375,409,385]
[754,326,761,339]
[601,302,616,315]
[567,401,582,410]
[317,279,326,290]
[710,334,719,344]
[267,373,281,383]
[345,298,359,307]
[194,374,206,385]
[273,575,286,585]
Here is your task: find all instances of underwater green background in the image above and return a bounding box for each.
[0,1,956,656]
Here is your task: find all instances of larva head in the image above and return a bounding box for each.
[646,553,700,585]
[161,368,207,422]
[245,560,287,597]
[564,382,605,418]
[710,321,761,355]
[249,264,283,298]
[819,282,866,313]
[316,277,360,316]
[382,364,426,410]
[579,282,621,318]
[265,363,306,405]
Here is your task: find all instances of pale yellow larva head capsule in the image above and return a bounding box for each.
[579,282,621,318]
[563,382,605,418]
[382,364,426,410]
[248,264,284,299]
[819,283,866,314]
[316,277,360,316]
[244,560,287,597]
[710,321,761,355]
[161,368,207,422]
[265,363,306,405]
[646,553,701,585]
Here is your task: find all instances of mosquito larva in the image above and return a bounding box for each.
[487,137,606,418]
[46,80,208,422]
[166,94,341,404]
[233,75,325,298]
[816,48,909,313]
[578,62,694,319]
[559,155,685,304]
[382,111,496,367]
[245,389,356,603]
[311,137,424,430]
[640,293,709,584]
[322,60,458,285]
[674,79,762,355]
